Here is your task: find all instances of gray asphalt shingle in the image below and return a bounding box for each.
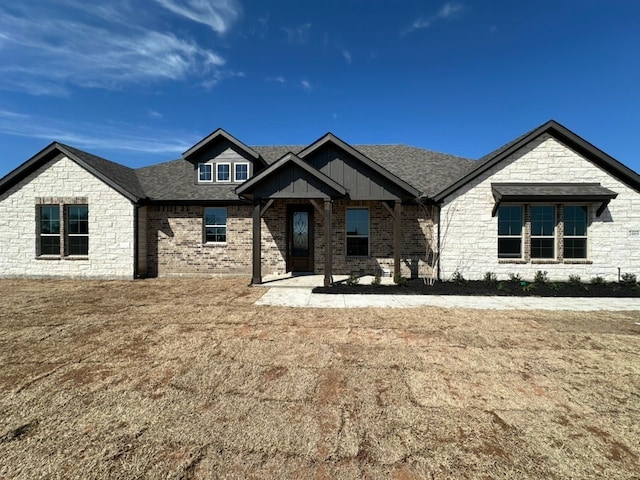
[135,144,476,201]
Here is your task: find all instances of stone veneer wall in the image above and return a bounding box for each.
[146,199,435,278]
[0,156,135,278]
[438,134,640,281]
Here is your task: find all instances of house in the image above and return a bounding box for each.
[1,120,639,283]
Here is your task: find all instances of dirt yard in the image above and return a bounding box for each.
[0,278,638,479]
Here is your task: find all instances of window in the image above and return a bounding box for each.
[39,205,60,255]
[531,206,555,259]
[67,205,89,255]
[346,208,369,256]
[234,163,249,182]
[38,204,88,256]
[564,206,588,259]
[497,206,523,258]
[216,163,231,182]
[204,207,227,243]
[198,163,213,182]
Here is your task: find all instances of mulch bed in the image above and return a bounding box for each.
[313,279,640,297]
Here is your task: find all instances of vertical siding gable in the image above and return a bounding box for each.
[303,144,403,200]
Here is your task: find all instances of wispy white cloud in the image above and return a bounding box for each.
[282,22,312,44]
[300,80,312,92]
[148,110,163,119]
[438,3,463,19]
[153,0,241,34]
[0,1,238,96]
[341,49,352,65]
[402,2,464,35]
[201,69,245,89]
[266,76,286,84]
[0,109,197,155]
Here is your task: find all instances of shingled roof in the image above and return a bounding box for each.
[0,142,146,202]
[18,121,630,205]
[135,159,242,203]
[252,144,475,198]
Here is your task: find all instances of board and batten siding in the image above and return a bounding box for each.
[438,133,640,282]
[0,155,136,278]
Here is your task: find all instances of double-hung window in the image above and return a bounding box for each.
[216,163,231,182]
[204,207,227,243]
[234,163,249,182]
[346,208,369,256]
[198,163,213,182]
[67,205,89,255]
[39,205,61,255]
[563,206,587,259]
[531,206,555,259]
[497,206,523,258]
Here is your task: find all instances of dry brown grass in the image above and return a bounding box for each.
[0,277,639,479]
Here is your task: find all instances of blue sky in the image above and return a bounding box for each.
[1,0,639,178]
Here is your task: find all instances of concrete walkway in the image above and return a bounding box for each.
[256,288,640,311]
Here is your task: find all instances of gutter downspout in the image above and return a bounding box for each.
[133,203,139,279]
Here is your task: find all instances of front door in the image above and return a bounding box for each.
[287,205,314,272]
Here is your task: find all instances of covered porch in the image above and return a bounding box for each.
[235,136,423,286]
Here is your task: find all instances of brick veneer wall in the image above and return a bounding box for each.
[0,155,135,278]
[146,199,435,278]
[439,134,640,281]
[146,204,253,277]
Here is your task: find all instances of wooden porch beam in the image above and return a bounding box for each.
[324,199,333,287]
[252,199,262,284]
[381,200,395,220]
[393,200,401,279]
[309,199,325,219]
[260,198,275,217]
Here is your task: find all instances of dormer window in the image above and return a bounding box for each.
[235,163,249,182]
[198,163,213,182]
[216,163,231,182]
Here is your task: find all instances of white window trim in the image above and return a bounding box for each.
[204,207,227,244]
[216,162,232,183]
[530,205,556,260]
[198,163,213,183]
[234,162,250,183]
[497,205,524,259]
[345,207,370,257]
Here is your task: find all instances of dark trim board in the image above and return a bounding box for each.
[434,120,640,202]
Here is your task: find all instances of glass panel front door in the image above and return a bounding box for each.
[292,211,309,257]
[287,206,313,272]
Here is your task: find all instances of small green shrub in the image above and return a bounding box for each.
[549,282,562,291]
[590,275,605,285]
[497,283,507,292]
[533,270,548,285]
[483,271,497,285]
[394,272,407,286]
[620,272,637,287]
[451,270,466,284]
[568,274,581,285]
[346,272,360,286]
[508,272,522,283]
[522,282,536,292]
[372,270,382,286]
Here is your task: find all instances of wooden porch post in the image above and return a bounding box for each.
[252,198,262,284]
[394,200,401,279]
[324,199,333,287]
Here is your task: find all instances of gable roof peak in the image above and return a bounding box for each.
[434,119,640,201]
[182,127,264,165]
